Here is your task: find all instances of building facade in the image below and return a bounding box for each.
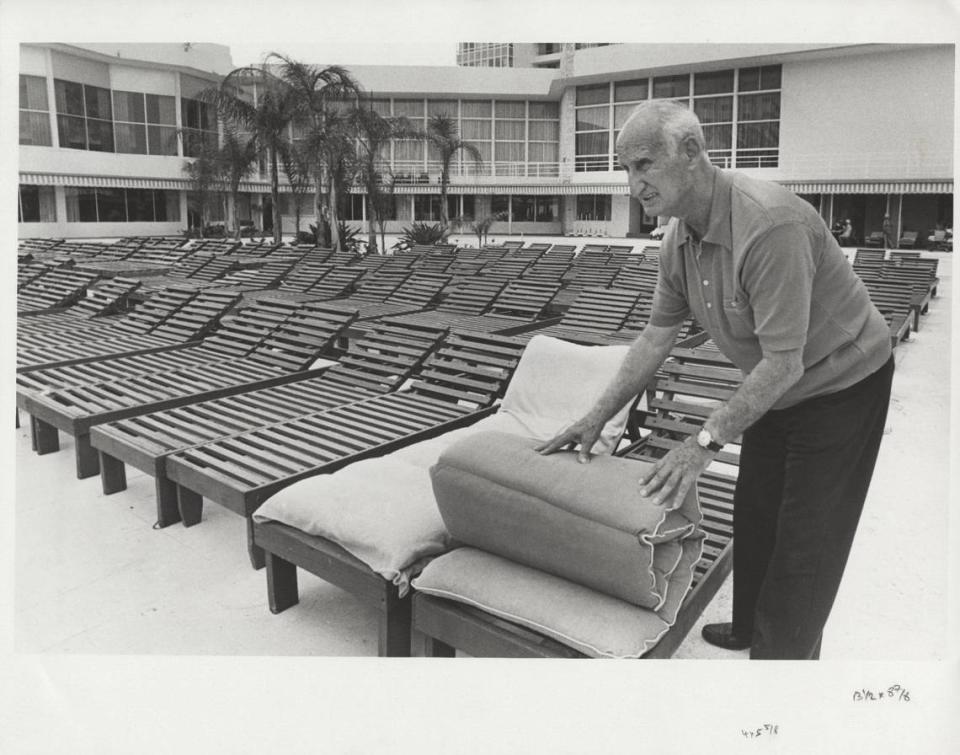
[17,42,954,243]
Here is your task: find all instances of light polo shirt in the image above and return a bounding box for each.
[650,169,892,409]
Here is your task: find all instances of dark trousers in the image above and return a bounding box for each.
[731,355,895,660]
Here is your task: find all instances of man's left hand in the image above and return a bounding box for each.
[638,437,715,510]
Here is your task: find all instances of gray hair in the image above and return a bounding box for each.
[620,100,706,156]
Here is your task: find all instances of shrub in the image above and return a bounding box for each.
[398,222,446,246]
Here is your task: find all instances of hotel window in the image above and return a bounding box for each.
[65,187,180,223]
[575,83,611,171]
[393,99,425,170]
[113,90,178,156]
[736,66,781,168]
[341,194,366,221]
[20,75,52,146]
[412,195,459,222]
[181,96,217,157]
[461,100,493,175]
[694,69,734,168]
[576,195,611,221]
[54,79,114,152]
[426,99,459,168]
[528,101,559,176]
[511,195,560,222]
[494,101,526,176]
[576,65,780,172]
[18,185,56,222]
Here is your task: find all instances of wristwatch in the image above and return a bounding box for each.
[696,428,724,452]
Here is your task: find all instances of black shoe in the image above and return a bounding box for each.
[701,622,752,650]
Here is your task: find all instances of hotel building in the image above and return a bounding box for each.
[17,42,954,243]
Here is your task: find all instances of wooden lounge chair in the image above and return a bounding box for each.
[89,322,448,528]
[897,231,919,249]
[16,288,239,371]
[526,287,640,344]
[863,232,886,249]
[17,276,142,336]
[169,331,528,569]
[16,297,298,392]
[384,278,561,336]
[17,268,101,315]
[411,345,743,658]
[17,302,357,480]
[861,278,913,347]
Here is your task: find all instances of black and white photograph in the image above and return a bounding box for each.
[2,1,957,752]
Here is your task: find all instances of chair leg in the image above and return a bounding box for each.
[33,417,60,455]
[153,474,182,529]
[99,452,127,495]
[246,517,265,570]
[75,434,100,479]
[266,551,299,613]
[178,485,203,527]
[379,593,413,657]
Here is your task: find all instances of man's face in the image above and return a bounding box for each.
[617,119,693,219]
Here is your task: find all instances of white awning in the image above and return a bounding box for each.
[20,173,953,197]
[780,180,953,194]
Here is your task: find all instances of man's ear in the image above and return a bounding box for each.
[681,135,702,162]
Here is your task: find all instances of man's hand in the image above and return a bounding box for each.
[638,436,715,510]
[535,415,606,464]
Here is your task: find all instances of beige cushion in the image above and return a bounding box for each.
[430,430,701,608]
[499,334,632,455]
[412,540,703,658]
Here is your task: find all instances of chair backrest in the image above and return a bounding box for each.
[246,302,358,371]
[323,322,448,392]
[558,287,641,334]
[487,279,560,320]
[405,330,528,409]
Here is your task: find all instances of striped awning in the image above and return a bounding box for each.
[780,180,953,194]
[371,182,630,195]
[20,172,953,197]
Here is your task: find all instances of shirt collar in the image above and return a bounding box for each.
[677,168,733,251]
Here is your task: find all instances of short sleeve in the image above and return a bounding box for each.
[741,222,816,352]
[649,229,691,327]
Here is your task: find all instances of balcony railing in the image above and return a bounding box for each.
[388,160,561,180]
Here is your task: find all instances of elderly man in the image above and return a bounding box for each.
[537,100,894,660]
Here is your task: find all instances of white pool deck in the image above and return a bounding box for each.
[10,242,954,661]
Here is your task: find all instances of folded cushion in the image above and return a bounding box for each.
[430,431,701,609]
[411,540,703,658]
[498,335,632,455]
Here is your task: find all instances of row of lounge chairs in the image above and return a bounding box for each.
[21,236,931,658]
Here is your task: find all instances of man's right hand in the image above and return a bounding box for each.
[534,415,605,464]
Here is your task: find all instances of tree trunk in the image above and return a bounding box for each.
[328,173,341,251]
[366,189,377,253]
[228,187,239,240]
[270,146,282,244]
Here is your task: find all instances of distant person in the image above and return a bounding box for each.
[839,219,855,246]
[881,215,895,249]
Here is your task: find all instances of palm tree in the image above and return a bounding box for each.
[268,55,361,250]
[201,64,299,243]
[181,138,223,238]
[351,102,420,253]
[425,113,483,235]
[281,139,314,239]
[219,127,259,240]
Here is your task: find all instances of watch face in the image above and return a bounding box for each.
[697,429,710,447]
